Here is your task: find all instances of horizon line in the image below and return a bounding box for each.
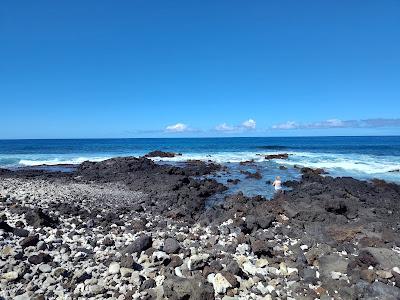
[0,134,400,141]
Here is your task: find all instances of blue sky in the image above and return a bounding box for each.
[1,0,399,138]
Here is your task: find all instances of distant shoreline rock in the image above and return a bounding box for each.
[264,153,289,160]
[144,150,182,158]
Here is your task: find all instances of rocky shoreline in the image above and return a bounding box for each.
[1,155,400,300]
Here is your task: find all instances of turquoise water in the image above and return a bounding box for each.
[0,137,399,197]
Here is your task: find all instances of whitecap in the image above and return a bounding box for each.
[19,156,110,166]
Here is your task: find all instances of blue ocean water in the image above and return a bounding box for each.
[0,137,399,198]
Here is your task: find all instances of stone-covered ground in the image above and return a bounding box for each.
[1,157,400,300]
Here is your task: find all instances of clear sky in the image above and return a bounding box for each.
[1,0,399,138]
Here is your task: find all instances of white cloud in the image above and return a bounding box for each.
[242,119,256,130]
[272,121,298,129]
[215,123,235,131]
[272,118,400,130]
[325,119,344,127]
[214,119,257,132]
[165,123,188,132]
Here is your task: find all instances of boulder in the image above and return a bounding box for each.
[364,247,400,269]
[25,209,59,228]
[163,276,214,300]
[122,235,152,254]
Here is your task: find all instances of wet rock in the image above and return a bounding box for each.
[239,160,255,166]
[144,151,182,158]
[228,179,241,186]
[240,170,262,180]
[300,167,326,175]
[265,153,289,160]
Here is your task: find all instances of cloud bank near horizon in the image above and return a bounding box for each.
[165,123,189,132]
[215,119,257,132]
[145,117,399,136]
[272,118,400,130]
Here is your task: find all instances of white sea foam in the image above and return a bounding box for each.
[19,156,110,166]
[152,151,400,175]
[150,152,266,164]
[14,150,400,181]
[280,152,400,174]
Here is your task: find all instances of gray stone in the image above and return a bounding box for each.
[364,247,400,270]
[163,276,214,300]
[299,267,318,284]
[357,281,400,300]
[188,253,210,270]
[39,264,52,273]
[20,235,39,248]
[122,235,152,254]
[164,238,181,254]
[318,254,348,280]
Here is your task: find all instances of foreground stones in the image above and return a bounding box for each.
[1,157,400,299]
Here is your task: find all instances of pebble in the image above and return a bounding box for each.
[109,262,121,275]
[187,253,209,270]
[39,264,52,273]
[2,162,400,300]
[210,273,232,294]
[376,270,393,279]
[1,271,19,281]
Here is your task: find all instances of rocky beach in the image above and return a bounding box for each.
[1,154,400,300]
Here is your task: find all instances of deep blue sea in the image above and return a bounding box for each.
[1,137,399,198]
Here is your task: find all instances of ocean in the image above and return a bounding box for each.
[1,136,399,198]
